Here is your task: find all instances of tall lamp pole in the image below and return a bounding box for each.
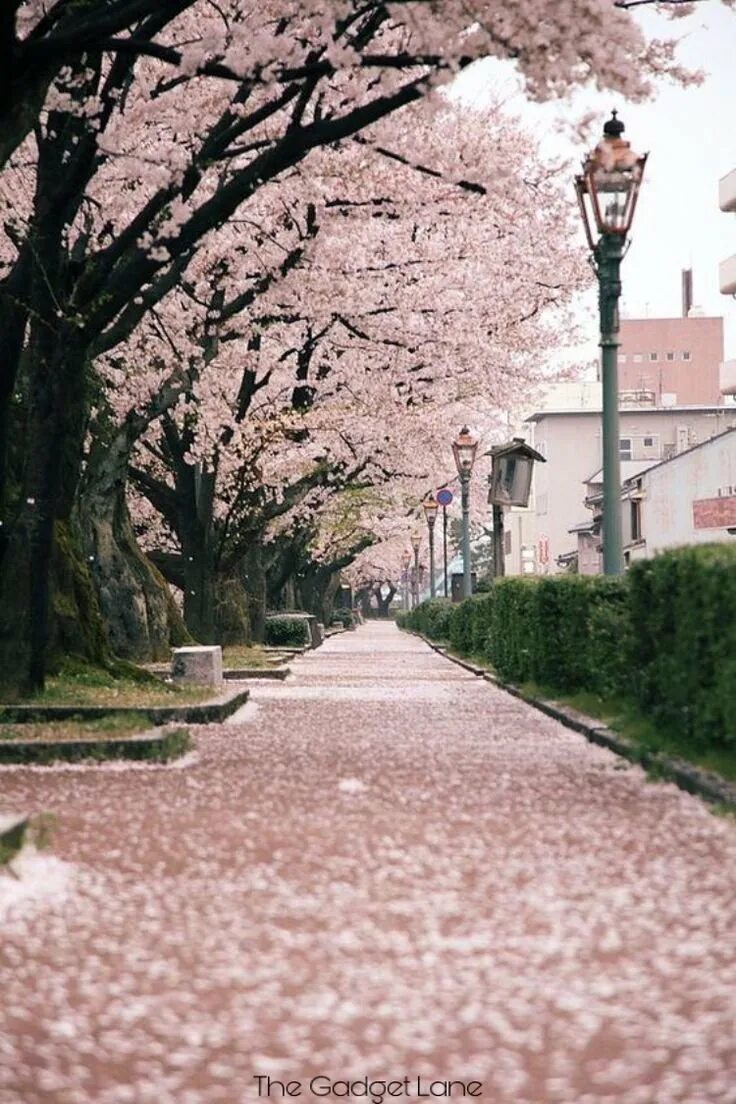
[410,532,421,608]
[423,494,439,598]
[443,505,448,597]
[575,111,647,575]
[452,426,479,599]
[401,550,411,611]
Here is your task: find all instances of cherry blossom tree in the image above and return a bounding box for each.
[102,100,584,646]
[1,0,732,689]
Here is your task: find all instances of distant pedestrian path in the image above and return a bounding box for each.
[1,621,735,1104]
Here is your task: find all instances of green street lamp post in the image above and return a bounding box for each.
[452,426,479,599]
[401,550,411,612]
[410,532,421,609]
[575,111,647,575]
[423,493,439,598]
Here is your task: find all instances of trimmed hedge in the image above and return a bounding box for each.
[264,616,311,647]
[629,544,736,748]
[331,609,357,629]
[401,544,736,750]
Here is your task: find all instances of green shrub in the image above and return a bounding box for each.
[629,544,736,748]
[487,578,538,682]
[586,577,633,698]
[264,616,311,647]
[400,551,736,753]
[469,592,494,656]
[331,609,356,629]
[484,575,629,691]
[407,598,453,640]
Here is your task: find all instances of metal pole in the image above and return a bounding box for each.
[597,233,624,575]
[413,546,420,607]
[492,502,505,578]
[442,506,448,597]
[402,571,408,612]
[428,517,436,598]
[461,472,472,598]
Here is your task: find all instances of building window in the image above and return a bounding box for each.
[633,354,643,363]
[666,352,675,361]
[619,437,633,460]
[649,352,658,361]
[631,499,642,542]
[619,354,627,363]
[643,436,654,448]
[683,351,691,361]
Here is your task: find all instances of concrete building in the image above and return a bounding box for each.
[621,427,736,562]
[617,313,724,405]
[575,429,736,567]
[524,402,736,571]
[504,275,734,575]
[719,169,736,399]
[719,169,736,297]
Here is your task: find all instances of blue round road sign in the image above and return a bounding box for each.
[436,488,453,506]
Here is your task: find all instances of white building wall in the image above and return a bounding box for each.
[525,407,736,572]
[634,432,736,556]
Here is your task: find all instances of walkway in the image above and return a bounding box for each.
[1,622,735,1104]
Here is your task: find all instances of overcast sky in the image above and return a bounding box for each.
[454,0,736,362]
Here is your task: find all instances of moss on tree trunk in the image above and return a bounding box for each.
[75,442,190,661]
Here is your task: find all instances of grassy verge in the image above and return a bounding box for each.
[221,645,285,668]
[0,713,146,743]
[0,725,191,765]
[0,658,214,708]
[519,683,736,784]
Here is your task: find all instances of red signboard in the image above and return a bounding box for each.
[692,495,736,529]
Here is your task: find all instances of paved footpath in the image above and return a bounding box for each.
[1,623,735,1104]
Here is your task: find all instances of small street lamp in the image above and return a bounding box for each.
[422,493,439,598]
[401,550,411,612]
[410,532,421,608]
[575,110,647,575]
[452,426,478,598]
[487,438,546,577]
[436,487,454,597]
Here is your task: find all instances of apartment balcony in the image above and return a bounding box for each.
[719,168,736,212]
[720,253,736,296]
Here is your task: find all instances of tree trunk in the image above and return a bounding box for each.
[322,572,341,625]
[244,542,267,643]
[214,571,251,645]
[75,440,189,661]
[355,587,372,619]
[373,583,396,618]
[0,331,89,690]
[166,462,218,644]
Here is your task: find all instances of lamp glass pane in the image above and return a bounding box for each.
[491,454,534,506]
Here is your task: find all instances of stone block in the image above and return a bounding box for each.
[171,645,223,686]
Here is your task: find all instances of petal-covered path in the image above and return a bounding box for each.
[1,622,735,1104]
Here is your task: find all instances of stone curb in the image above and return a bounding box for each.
[223,667,290,681]
[0,726,190,766]
[405,629,736,811]
[0,686,249,727]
